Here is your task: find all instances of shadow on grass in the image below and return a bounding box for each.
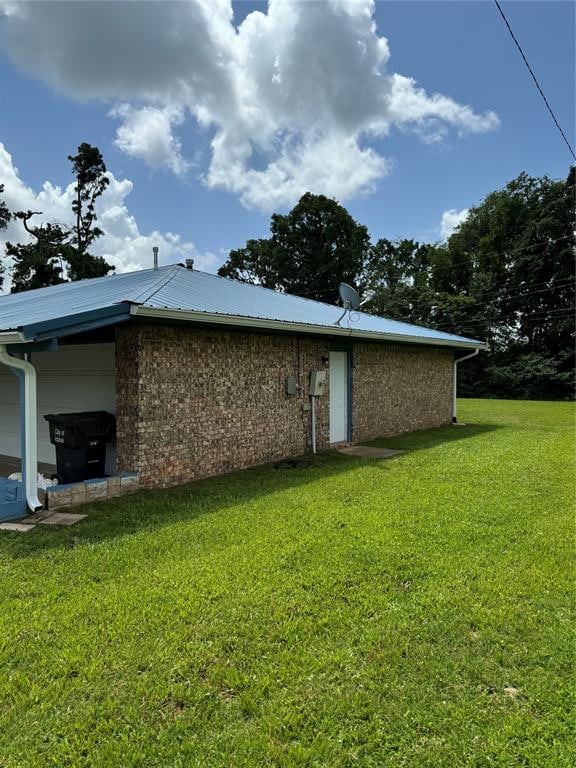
[368,421,501,453]
[2,422,501,558]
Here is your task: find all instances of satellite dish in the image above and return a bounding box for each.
[339,283,361,311]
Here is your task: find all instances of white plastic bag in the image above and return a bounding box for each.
[8,471,58,489]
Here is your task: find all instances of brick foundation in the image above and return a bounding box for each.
[115,325,454,488]
[45,473,141,510]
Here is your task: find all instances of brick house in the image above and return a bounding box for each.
[0,264,484,515]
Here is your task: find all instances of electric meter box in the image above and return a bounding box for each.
[285,376,297,396]
[309,370,327,396]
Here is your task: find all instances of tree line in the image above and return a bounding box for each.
[1,149,573,400]
[219,171,575,401]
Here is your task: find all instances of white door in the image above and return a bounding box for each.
[329,351,348,443]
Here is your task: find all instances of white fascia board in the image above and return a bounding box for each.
[130,305,487,351]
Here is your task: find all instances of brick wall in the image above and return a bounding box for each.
[116,325,330,487]
[115,325,454,487]
[352,342,454,442]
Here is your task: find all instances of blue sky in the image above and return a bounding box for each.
[0,1,574,276]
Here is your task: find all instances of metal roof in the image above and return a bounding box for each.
[0,265,486,349]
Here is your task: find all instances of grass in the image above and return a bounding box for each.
[0,399,573,767]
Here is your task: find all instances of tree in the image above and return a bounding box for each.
[6,212,69,293]
[0,184,10,290]
[0,184,10,232]
[425,169,575,399]
[68,143,111,276]
[219,192,371,303]
[2,144,113,291]
[364,238,438,324]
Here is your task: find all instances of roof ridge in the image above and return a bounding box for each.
[120,265,180,305]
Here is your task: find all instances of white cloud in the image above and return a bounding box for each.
[0,143,217,291]
[440,207,469,240]
[0,0,499,211]
[111,105,189,176]
[388,75,499,138]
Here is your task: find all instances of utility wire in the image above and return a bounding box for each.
[293,235,574,301]
[493,0,576,162]
[389,235,574,283]
[434,307,575,332]
[427,235,573,273]
[446,307,576,326]
[435,278,576,312]
[438,275,576,305]
[419,275,575,309]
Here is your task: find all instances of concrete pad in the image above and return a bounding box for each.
[21,510,54,525]
[0,522,36,533]
[38,513,87,526]
[336,445,404,459]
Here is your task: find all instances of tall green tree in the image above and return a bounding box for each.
[219,192,371,303]
[0,184,10,290]
[0,184,9,232]
[364,170,575,400]
[364,238,438,324]
[67,143,111,279]
[433,169,575,399]
[2,144,113,291]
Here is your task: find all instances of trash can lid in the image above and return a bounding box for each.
[44,411,115,424]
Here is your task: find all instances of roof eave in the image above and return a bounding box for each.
[10,304,133,343]
[131,305,487,350]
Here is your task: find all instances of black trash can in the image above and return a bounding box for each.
[44,411,116,484]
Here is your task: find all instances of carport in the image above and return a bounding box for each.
[0,270,154,520]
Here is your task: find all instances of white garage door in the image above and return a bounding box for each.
[0,343,116,466]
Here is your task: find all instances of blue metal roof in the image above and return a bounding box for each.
[0,265,485,349]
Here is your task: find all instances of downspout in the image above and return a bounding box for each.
[452,348,480,424]
[0,345,42,512]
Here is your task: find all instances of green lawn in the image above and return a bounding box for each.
[0,399,573,767]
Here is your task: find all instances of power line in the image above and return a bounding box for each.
[444,275,575,305]
[437,278,576,312]
[430,235,573,273]
[493,0,576,162]
[283,235,575,302]
[434,306,575,333]
[418,275,575,309]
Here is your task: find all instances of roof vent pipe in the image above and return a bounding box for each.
[185,259,194,270]
[152,246,159,270]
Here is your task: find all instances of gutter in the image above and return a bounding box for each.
[0,331,27,345]
[452,348,480,424]
[0,344,42,512]
[130,306,487,352]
